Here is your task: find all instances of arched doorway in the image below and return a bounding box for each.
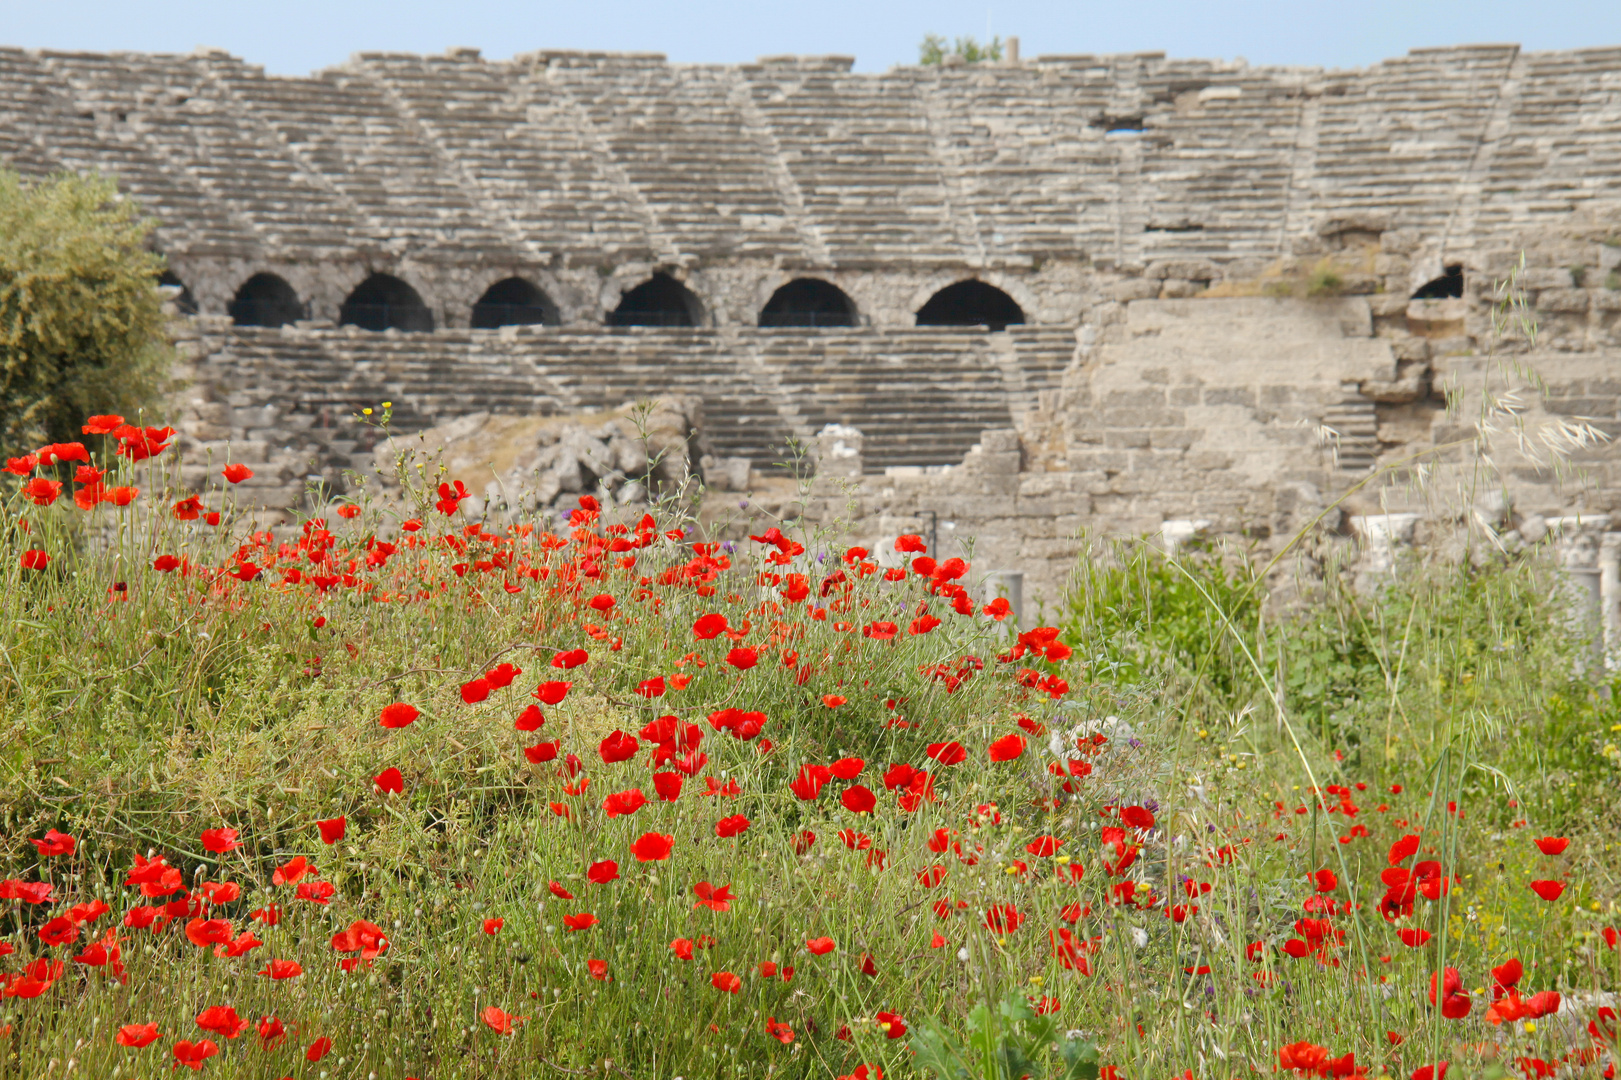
[609,273,701,328]
[759,278,858,328]
[228,272,304,327]
[157,270,198,315]
[471,277,557,328]
[340,273,434,332]
[1411,264,1464,299]
[915,280,1025,331]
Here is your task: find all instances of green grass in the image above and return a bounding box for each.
[2,434,1619,1080]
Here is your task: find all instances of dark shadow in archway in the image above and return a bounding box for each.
[340,274,434,332]
[471,277,558,329]
[915,280,1024,331]
[1411,264,1464,300]
[759,278,858,328]
[158,270,198,315]
[229,273,304,327]
[609,273,701,328]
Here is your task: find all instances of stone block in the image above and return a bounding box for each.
[1102,388,1167,408]
[1538,288,1591,313]
[1104,429,1152,449]
[1107,279,1158,302]
[1149,428,1198,450]
[1169,386,1201,406]
[1203,387,1256,408]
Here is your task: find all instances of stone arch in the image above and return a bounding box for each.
[609,272,702,328]
[340,273,434,332]
[228,272,304,328]
[471,276,558,328]
[157,269,198,315]
[759,277,858,328]
[1411,264,1464,300]
[915,279,1025,331]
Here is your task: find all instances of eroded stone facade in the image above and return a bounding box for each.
[8,42,1621,602]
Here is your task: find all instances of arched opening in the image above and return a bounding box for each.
[759,278,857,328]
[915,280,1024,331]
[471,277,557,329]
[609,272,701,328]
[340,273,434,332]
[229,272,304,328]
[157,270,198,315]
[1412,264,1464,300]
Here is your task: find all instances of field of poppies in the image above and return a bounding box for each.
[2,414,1619,1080]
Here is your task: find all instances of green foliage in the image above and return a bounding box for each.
[0,169,171,455]
[911,993,1099,1080]
[920,34,1004,65]
[1306,264,1344,297]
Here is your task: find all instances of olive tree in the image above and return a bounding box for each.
[0,169,171,455]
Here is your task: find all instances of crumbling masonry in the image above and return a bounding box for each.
[5,42,1621,603]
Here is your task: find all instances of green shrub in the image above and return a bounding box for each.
[0,169,171,456]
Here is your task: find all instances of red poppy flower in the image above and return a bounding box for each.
[222,464,254,484]
[822,694,847,708]
[379,703,419,728]
[654,772,684,801]
[461,677,491,704]
[260,959,303,980]
[535,680,571,705]
[636,676,666,698]
[316,817,346,844]
[693,613,729,639]
[524,741,560,763]
[29,829,76,857]
[552,649,588,669]
[587,860,620,885]
[671,937,695,960]
[1534,836,1569,856]
[599,730,640,764]
[1119,805,1156,830]
[83,414,125,435]
[875,1011,908,1039]
[1025,836,1062,857]
[807,936,836,955]
[987,734,1026,762]
[830,756,865,779]
[38,917,79,947]
[983,904,1025,933]
[172,1040,220,1071]
[547,882,575,901]
[195,1006,250,1040]
[794,831,817,854]
[562,913,599,932]
[19,549,50,571]
[711,971,742,993]
[1529,879,1565,902]
[1388,834,1421,864]
[603,789,648,818]
[199,828,242,854]
[789,763,832,800]
[1308,867,1337,892]
[22,477,62,505]
[587,958,609,981]
[483,918,504,935]
[715,814,750,838]
[255,1016,287,1049]
[295,881,335,905]
[726,647,759,670]
[482,1006,526,1034]
[306,1036,332,1062]
[153,554,180,572]
[116,1022,161,1048]
[514,705,545,732]
[926,742,967,766]
[185,918,233,948]
[841,785,877,814]
[765,1017,795,1044]
[374,767,404,794]
[694,882,735,912]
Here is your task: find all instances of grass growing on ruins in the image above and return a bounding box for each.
[2,414,1619,1080]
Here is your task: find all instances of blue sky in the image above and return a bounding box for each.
[2,0,1617,75]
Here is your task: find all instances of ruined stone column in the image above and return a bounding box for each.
[1601,532,1621,667]
[1548,515,1609,669]
[814,424,864,479]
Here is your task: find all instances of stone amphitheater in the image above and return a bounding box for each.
[6,40,1621,605]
